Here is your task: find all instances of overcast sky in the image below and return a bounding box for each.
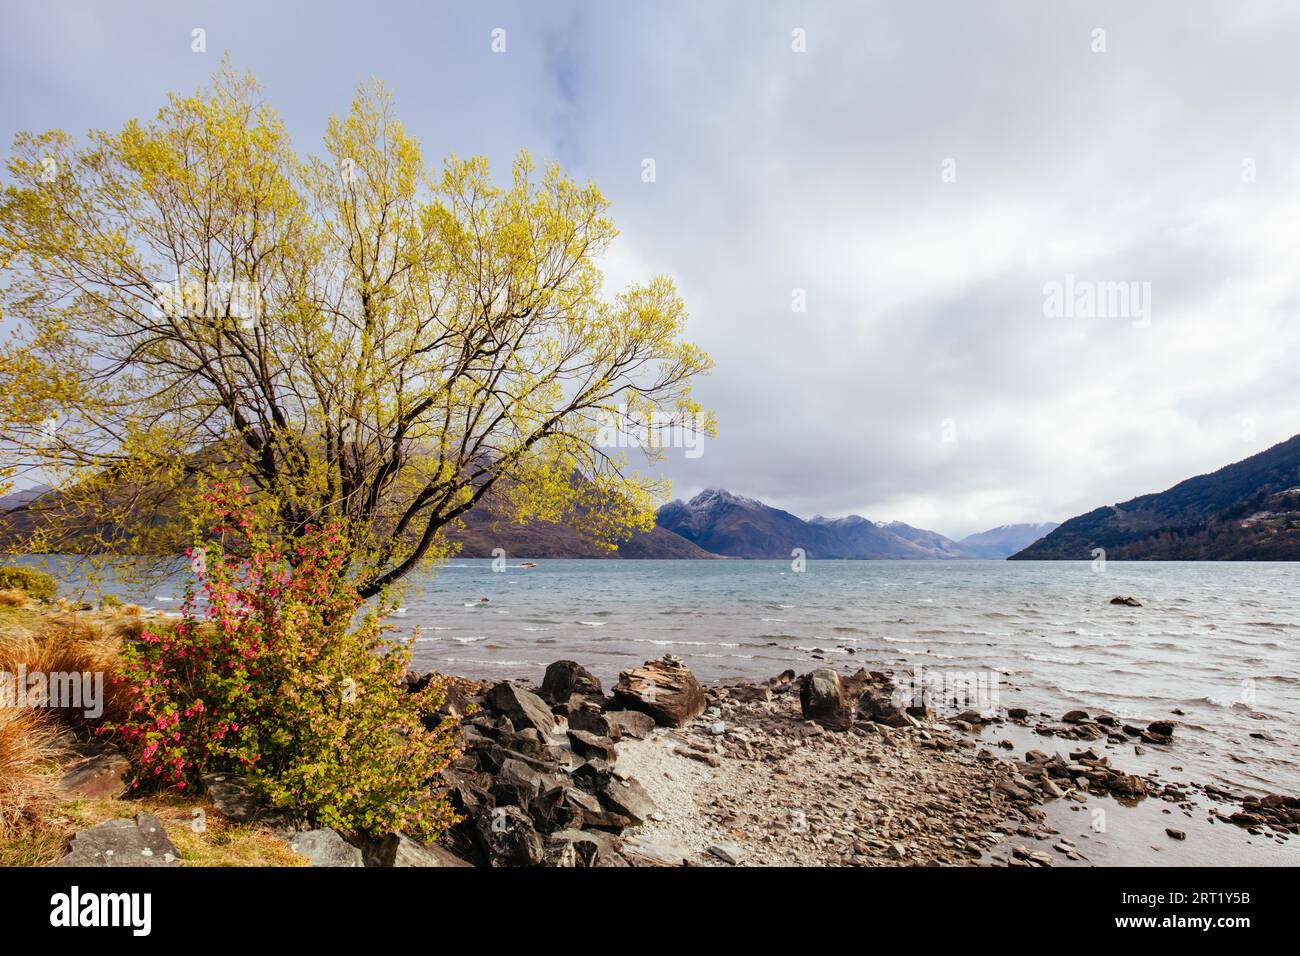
[4,1,1300,538]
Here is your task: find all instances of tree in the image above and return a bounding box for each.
[0,65,714,595]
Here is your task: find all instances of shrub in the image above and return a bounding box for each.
[105,482,461,841]
[0,566,57,602]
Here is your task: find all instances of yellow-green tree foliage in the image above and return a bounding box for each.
[0,65,714,594]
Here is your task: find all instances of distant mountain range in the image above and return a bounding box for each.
[655,488,1055,560]
[14,433,1300,561]
[1,482,1054,560]
[1012,434,1300,560]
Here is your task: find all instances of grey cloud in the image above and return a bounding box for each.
[4,0,1300,538]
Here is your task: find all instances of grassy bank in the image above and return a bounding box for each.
[0,593,304,866]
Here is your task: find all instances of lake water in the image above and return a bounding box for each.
[39,557,1300,801]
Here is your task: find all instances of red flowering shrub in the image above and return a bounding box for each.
[105,482,461,840]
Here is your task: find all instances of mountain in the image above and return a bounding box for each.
[875,520,968,558]
[4,478,1062,561]
[807,515,945,559]
[1011,434,1300,560]
[446,498,716,559]
[958,522,1060,558]
[657,489,968,559]
[0,481,716,560]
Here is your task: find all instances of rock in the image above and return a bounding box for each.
[544,838,579,867]
[569,708,618,739]
[1062,710,1090,724]
[1165,828,1186,841]
[474,806,545,866]
[611,656,706,727]
[620,836,694,867]
[55,813,180,867]
[730,684,773,704]
[708,720,727,736]
[856,691,910,728]
[1007,707,1029,720]
[284,829,364,867]
[540,661,603,705]
[201,772,288,825]
[600,777,659,825]
[606,710,656,740]
[1147,720,1176,738]
[799,668,853,731]
[491,757,554,810]
[59,749,129,800]
[530,786,593,834]
[674,746,721,767]
[549,828,628,867]
[707,842,744,865]
[366,832,473,867]
[567,729,619,763]
[571,759,616,794]
[1110,596,1142,607]
[484,682,557,735]
[954,709,984,725]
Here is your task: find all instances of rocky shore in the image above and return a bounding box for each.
[46,653,1300,867]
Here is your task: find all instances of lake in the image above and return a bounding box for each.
[36,556,1300,800]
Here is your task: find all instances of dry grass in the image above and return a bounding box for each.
[0,793,309,867]
[0,707,63,841]
[0,590,29,609]
[0,607,137,846]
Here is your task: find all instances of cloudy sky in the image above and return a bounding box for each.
[4,1,1300,538]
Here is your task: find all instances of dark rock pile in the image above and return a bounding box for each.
[436,657,695,866]
[1214,792,1300,836]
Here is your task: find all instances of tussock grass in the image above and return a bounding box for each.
[0,706,63,841]
[0,589,30,609]
[0,607,141,848]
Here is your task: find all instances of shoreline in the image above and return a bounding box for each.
[3,601,1296,867]
[421,656,1299,867]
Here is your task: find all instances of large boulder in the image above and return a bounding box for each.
[611,656,706,727]
[569,707,617,738]
[567,729,618,763]
[856,689,911,728]
[530,786,595,834]
[799,668,853,731]
[600,777,659,826]
[548,828,629,867]
[490,758,562,813]
[571,759,615,794]
[364,832,472,868]
[59,748,130,800]
[484,682,557,735]
[606,710,656,739]
[474,805,545,866]
[540,661,604,705]
[284,829,365,867]
[201,772,289,826]
[55,813,179,867]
